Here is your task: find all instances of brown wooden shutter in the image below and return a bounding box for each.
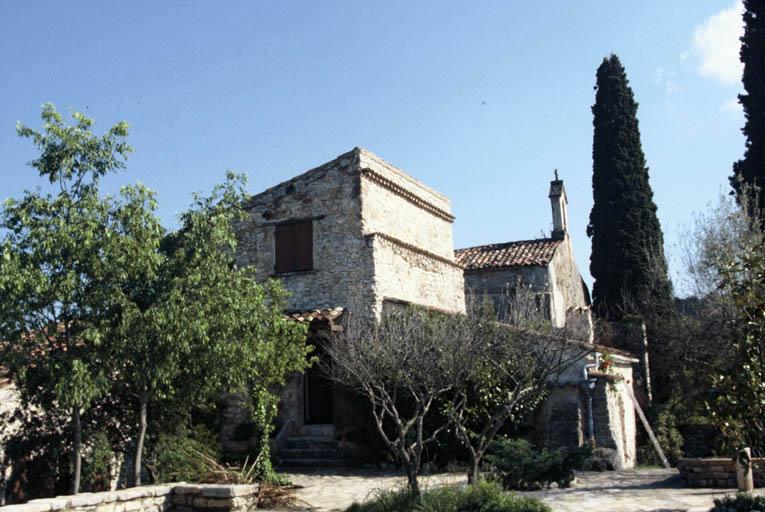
[294,221,313,271]
[274,224,293,273]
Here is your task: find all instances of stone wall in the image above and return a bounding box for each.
[235,147,465,319]
[0,377,20,504]
[678,458,765,488]
[358,149,465,315]
[463,266,551,321]
[589,363,636,469]
[0,484,259,512]
[547,237,588,328]
[370,234,465,316]
[531,385,584,450]
[462,237,588,331]
[235,149,374,316]
[358,150,455,260]
[530,355,636,470]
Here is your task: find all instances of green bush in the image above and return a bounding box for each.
[143,423,220,483]
[711,492,765,512]
[637,406,684,466]
[485,438,592,490]
[231,420,259,442]
[81,430,114,491]
[346,480,551,512]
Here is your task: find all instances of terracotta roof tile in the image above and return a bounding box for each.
[283,307,345,323]
[455,238,562,270]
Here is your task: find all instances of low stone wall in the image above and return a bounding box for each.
[678,458,765,488]
[0,484,259,512]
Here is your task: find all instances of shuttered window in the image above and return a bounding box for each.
[275,221,313,273]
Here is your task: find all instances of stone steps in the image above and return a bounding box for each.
[279,447,342,459]
[277,424,348,468]
[294,424,335,437]
[282,436,340,450]
[278,457,348,468]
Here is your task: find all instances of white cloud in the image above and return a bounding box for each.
[685,0,744,84]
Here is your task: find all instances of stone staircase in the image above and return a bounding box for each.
[276,424,346,468]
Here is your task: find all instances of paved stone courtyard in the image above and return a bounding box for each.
[274,468,765,512]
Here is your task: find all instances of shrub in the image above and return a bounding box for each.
[231,421,259,442]
[710,492,765,512]
[485,438,592,490]
[81,431,114,491]
[143,423,220,483]
[637,406,684,466]
[346,480,551,512]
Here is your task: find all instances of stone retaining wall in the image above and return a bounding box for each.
[678,458,764,488]
[0,484,259,512]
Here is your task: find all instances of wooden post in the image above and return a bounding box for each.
[736,447,754,492]
[624,384,670,469]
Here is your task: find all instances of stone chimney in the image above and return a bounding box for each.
[549,170,568,239]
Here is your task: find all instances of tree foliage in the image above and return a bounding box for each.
[731,0,765,224]
[1,104,132,493]
[112,172,309,486]
[708,241,765,456]
[652,192,764,457]
[587,54,673,321]
[1,104,310,494]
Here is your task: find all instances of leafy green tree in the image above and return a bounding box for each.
[653,192,764,457]
[708,242,765,456]
[2,104,311,492]
[731,0,765,223]
[114,173,310,486]
[0,104,132,494]
[587,54,673,322]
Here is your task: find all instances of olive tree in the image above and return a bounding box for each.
[447,302,589,484]
[324,308,476,497]
[324,302,589,494]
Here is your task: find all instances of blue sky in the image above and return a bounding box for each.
[0,1,746,295]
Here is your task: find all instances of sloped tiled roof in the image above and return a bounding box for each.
[455,238,562,271]
[283,307,345,323]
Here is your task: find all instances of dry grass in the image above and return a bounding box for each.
[179,448,310,509]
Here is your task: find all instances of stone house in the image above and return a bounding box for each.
[233,147,638,469]
[234,147,465,319]
[0,148,638,498]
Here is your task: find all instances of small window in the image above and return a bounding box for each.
[275,221,313,273]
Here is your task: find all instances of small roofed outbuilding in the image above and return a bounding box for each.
[455,177,593,342]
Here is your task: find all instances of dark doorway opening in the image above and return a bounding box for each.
[304,336,333,424]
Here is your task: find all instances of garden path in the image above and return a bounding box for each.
[272,467,765,512]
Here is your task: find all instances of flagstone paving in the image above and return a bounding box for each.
[274,467,765,512]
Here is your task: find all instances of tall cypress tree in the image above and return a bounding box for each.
[587,54,673,320]
[730,0,765,222]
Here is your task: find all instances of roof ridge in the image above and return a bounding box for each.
[455,237,560,253]
[455,237,562,270]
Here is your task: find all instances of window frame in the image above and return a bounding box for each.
[274,220,313,273]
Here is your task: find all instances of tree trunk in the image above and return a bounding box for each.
[133,386,149,487]
[406,464,421,498]
[71,406,82,494]
[468,456,480,485]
